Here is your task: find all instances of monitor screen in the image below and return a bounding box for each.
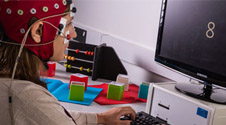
[155,0,226,88]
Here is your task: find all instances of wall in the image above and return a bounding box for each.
[73,0,159,49]
[72,0,191,84]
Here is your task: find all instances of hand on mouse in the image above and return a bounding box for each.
[97,106,136,125]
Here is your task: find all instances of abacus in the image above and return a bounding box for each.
[65,41,95,76]
[65,41,127,81]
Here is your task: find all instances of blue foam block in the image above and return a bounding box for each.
[42,79,102,106]
[138,84,149,99]
[43,79,63,93]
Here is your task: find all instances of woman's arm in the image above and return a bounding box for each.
[19,82,135,125]
[14,82,76,125]
[97,106,135,125]
[69,111,98,125]
[69,106,135,125]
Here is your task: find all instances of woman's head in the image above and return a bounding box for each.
[49,12,77,61]
[0,0,77,87]
[0,0,77,61]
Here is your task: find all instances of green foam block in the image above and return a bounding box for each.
[107,82,124,100]
[69,81,85,101]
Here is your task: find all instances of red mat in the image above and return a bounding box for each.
[88,83,147,105]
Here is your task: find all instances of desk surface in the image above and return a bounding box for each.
[49,62,146,113]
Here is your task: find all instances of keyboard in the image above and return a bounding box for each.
[134,111,169,125]
[120,111,169,125]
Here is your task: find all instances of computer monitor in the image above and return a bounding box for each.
[155,0,226,104]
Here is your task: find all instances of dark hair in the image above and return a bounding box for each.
[0,24,3,40]
[0,21,7,41]
[0,43,47,88]
[0,19,47,88]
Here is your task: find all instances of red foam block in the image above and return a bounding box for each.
[69,73,88,91]
[40,62,56,77]
[88,83,147,105]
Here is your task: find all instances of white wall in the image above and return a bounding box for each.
[73,0,191,84]
[74,0,161,50]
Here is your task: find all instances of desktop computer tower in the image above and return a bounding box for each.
[145,82,226,125]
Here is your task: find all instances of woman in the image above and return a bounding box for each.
[0,0,135,125]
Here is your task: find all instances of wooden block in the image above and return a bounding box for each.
[116,74,129,91]
[69,73,88,91]
[69,81,85,101]
[107,81,124,100]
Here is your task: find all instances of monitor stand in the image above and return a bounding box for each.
[175,82,226,104]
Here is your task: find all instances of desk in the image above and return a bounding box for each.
[50,62,146,113]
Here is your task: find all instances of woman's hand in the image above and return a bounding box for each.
[97,106,136,125]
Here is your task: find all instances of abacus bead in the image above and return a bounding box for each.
[87,68,90,73]
[75,49,79,53]
[85,51,88,55]
[88,51,91,55]
[64,55,68,59]
[71,57,75,61]
[91,52,94,56]
[68,56,71,60]
[68,65,71,69]
[65,64,68,67]
[80,67,83,71]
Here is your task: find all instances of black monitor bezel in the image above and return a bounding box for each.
[155,0,226,87]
